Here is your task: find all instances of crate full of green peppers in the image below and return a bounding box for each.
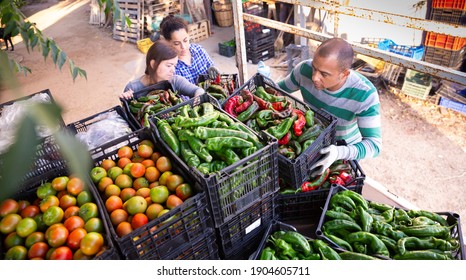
[149,93,279,227]
[253,220,383,260]
[221,73,337,190]
[121,81,184,129]
[315,185,465,260]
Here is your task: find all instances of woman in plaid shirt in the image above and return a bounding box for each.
[160,15,215,85]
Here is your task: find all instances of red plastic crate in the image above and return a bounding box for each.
[424,32,466,51]
[433,0,466,10]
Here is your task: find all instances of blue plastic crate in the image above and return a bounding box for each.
[378,39,424,60]
[439,97,466,114]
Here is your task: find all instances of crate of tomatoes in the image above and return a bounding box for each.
[150,93,279,228]
[89,128,217,259]
[0,165,119,260]
[221,73,337,190]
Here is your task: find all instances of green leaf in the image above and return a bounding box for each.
[58,50,67,70]
[54,131,93,184]
[41,39,50,60]
[0,115,40,201]
[30,35,38,50]
[51,43,59,65]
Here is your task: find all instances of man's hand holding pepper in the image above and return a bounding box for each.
[310,144,350,177]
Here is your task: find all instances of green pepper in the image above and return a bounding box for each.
[246,118,261,132]
[412,216,438,226]
[205,136,253,151]
[278,231,311,256]
[369,201,393,212]
[189,105,200,118]
[179,104,191,117]
[236,101,259,122]
[241,146,257,158]
[217,112,235,125]
[176,111,220,128]
[201,102,215,115]
[339,190,369,211]
[269,236,297,259]
[339,251,380,260]
[325,209,356,222]
[407,210,449,226]
[209,120,229,128]
[329,193,357,211]
[371,207,395,224]
[180,141,201,168]
[178,130,212,163]
[260,247,277,260]
[398,224,452,239]
[288,140,302,156]
[197,162,211,174]
[228,122,263,149]
[302,138,315,150]
[266,115,297,140]
[304,109,315,127]
[393,250,451,260]
[297,124,322,143]
[156,118,180,155]
[393,208,412,226]
[193,126,250,140]
[323,219,362,235]
[255,109,275,128]
[372,220,407,241]
[356,205,373,232]
[313,239,342,260]
[324,232,353,251]
[255,86,287,102]
[375,234,398,255]
[213,149,240,165]
[345,232,390,257]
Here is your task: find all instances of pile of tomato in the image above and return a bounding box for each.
[90,139,194,238]
[0,176,107,260]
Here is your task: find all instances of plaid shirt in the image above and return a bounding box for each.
[175,43,214,84]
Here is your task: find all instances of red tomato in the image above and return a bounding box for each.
[49,246,73,260]
[46,224,69,248]
[67,228,87,251]
[0,199,19,217]
[80,232,104,256]
[27,241,49,259]
[63,216,85,232]
[20,205,40,218]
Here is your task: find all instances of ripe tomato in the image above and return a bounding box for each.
[63,215,85,232]
[67,228,87,250]
[39,195,60,213]
[130,163,146,178]
[20,205,40,218]
[131,213,148,229]
[64,205,80,219]
[118,146,133,159]
[46,224,69,248]
[116,221,132,237]
[51,176,69,192]
[175,183,193,201]
[67,177,86,196]
[166,194,183,210]
[28,241,49,259]
[59,194,77,210]
[110,209,128,226]
[144,166,160,183]
[49,246,73,260]
[156,156,172,173]
[105,195,123,213]
[73,249,93,260]
[0,213,22,235]
[137,144,153,159]
[80,232,104,256]
[17,200,30,213]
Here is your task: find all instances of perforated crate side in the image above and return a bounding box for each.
[165,228,219,260]
[222,73,337,190]
[91,128,213,259]
[246,46,275,64]
[315,185,465,260]
[276,160,365,222]
[216,193,277,260]
[0,166,120,260]
[149,94,279,228]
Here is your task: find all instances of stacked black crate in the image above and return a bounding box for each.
[425,0,466,112]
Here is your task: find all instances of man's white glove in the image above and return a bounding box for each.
[310,145,348,177]
[208,66,221,80]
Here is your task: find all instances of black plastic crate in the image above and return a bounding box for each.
[196,73,239,102]
[218,40,235,57]
[245,26,274,41]
[423,45,465,68]
[216,193,276,259]
[66,106,137,156]
[91,128,214,259]
[315,185,465,260]
[0,165,120,260]
[247,45,275,64]
[166,228,219,260]
[246,30,274,51]
[276,160,365,222]
[120,81,179,130]
[221,73,337,190]
[150,94,279,228]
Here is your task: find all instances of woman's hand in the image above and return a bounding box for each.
[119,89,134,100]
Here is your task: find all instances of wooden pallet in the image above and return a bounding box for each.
[113,0,142,43]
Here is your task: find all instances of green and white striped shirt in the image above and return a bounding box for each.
[278,60,382,160]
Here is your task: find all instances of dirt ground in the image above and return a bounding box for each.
[1,1,465,234]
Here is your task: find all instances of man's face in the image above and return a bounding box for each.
[311,54,349,91]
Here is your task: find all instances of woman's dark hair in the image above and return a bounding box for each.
[159,15,188,41]
[145,40,178,77]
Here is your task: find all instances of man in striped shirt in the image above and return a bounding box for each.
[278,38,382,176]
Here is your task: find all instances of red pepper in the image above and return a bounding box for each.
[235,89,254,114]
[329,175,345,185]
[339,171,353,185]
[253,95,272,110]
[271,101,285,111]
[292,109,306,137]
[278,131,291,145]
[224,95,243,117]
[214,74,221,85]
[301,168,330,192]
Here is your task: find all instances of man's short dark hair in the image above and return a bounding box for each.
[316,38,354,71]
